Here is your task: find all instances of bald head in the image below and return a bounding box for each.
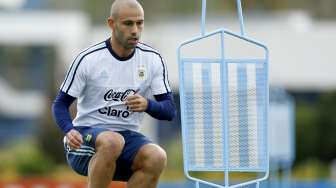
[110,0,144,19]
[107,0,144,52]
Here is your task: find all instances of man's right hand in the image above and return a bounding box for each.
[66,129,83,150]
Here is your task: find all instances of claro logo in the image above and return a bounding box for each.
[98,89,137,119]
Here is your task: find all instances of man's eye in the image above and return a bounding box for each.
[124,22,133,26]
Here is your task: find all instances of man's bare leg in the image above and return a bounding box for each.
[127,144,167,188]
[88,131,125,188]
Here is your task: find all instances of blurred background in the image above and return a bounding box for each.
[0,0,336,187]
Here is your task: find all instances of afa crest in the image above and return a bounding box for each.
[138,66,146,80]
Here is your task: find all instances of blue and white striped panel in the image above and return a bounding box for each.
[184,62,225,170]
[228,62,267,170]
[182,60,267,171]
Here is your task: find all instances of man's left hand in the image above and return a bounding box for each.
[125,94,148,112]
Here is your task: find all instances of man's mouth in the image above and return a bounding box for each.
[128,38,139,43]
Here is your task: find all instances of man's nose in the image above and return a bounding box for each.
[131,24,138,34]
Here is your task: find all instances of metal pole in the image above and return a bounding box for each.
[236,0,246,36]
[220,30,229,187]
[201,0,207,36]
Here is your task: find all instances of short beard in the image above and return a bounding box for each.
[115,28,136,50]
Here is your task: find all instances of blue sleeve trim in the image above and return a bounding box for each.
[145,92,176,121]
[51,91,76,134]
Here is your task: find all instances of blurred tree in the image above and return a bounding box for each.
[243,0,290,10]
[311,0,336,19]
[315,92,336,162]
[82,0,111,24]
[37,98,67,164]
[295,99,319,164]
[36,47,66,165]
[0,141,56,177]
[44,0,84,10]
[294,91,336,166]
[38,0,336,24]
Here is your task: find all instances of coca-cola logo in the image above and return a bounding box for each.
[104,89,136,102]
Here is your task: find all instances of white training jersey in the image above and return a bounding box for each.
[60,39,172,131]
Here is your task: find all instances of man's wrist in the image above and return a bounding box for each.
[64,126,74,135]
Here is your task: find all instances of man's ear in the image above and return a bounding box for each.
[107,17,114,30]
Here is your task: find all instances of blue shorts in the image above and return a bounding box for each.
[63,126,152,181]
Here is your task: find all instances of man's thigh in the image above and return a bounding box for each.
[113,130,152,181]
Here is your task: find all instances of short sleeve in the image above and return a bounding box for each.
[151,54,172,95]
[60,55,87,98]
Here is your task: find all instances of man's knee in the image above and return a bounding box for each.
[95,131,125,160]
[133,144,167,174]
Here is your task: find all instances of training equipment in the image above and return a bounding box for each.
[178,0,269,187]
